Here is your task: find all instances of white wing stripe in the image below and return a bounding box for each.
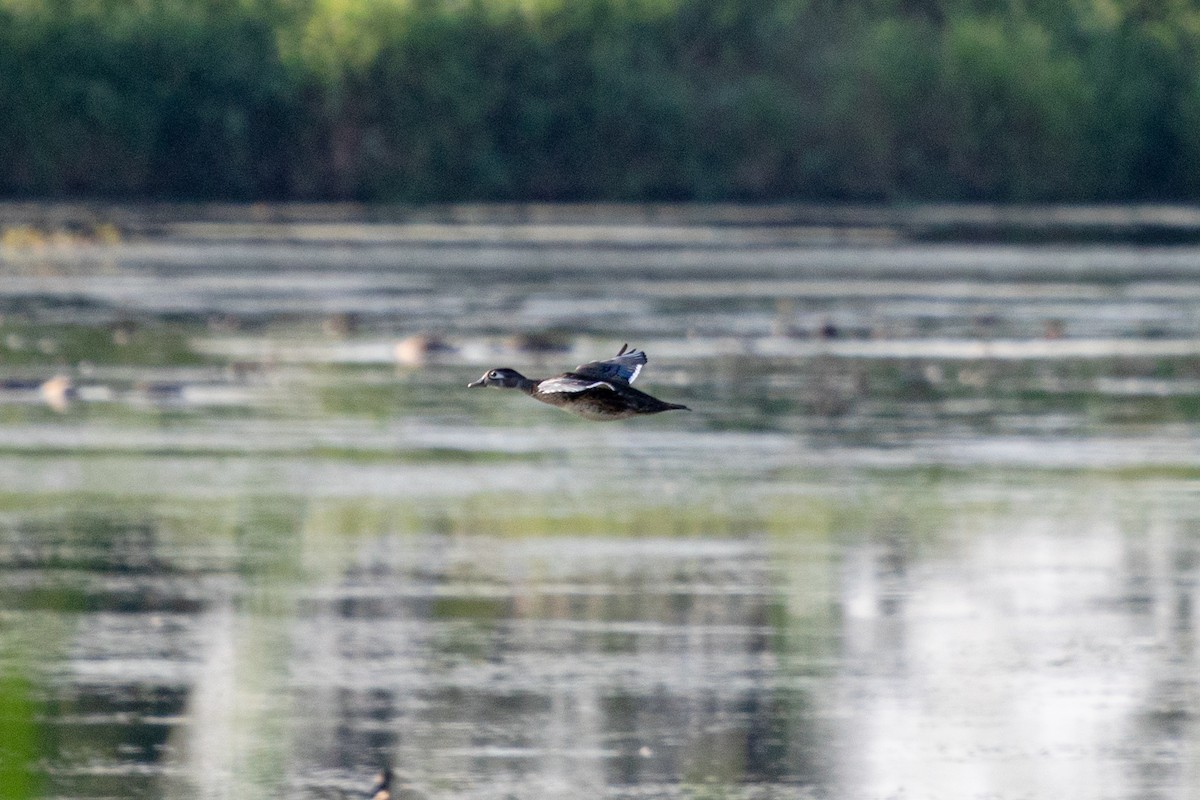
[538,378,615,394]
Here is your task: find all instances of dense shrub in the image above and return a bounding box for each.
[0,0,1196,202]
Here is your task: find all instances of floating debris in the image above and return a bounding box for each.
[393,333,456,366]
[40,374,75,412]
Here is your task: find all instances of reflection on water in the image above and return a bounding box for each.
[8,481,1199,800]
[835,483,1200,800]
[2,213,1200,799]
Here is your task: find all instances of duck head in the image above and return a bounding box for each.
[468,367,529,389]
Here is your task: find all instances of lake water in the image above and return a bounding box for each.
[2,210,1200,800]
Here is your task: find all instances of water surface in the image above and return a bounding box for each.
[1,212,1199,799]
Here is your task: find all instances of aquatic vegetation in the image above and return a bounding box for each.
[0,322,206,367]
[0,670,40,800]
[0,223,120,252]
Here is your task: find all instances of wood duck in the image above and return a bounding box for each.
[468,344,689,420]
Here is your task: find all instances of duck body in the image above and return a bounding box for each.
[468,345,688,420]
[531,373,686,420]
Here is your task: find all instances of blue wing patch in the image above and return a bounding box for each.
[573,344,647,384]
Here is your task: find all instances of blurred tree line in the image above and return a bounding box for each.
[1,0,1198,202]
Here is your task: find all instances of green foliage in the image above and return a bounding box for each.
[0,673,38,800]
[0,0,1198,201]
[939,16,1093,199]
[0,0,299,198]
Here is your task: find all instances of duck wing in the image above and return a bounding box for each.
[572,344,646,384]
[537,376,616,394]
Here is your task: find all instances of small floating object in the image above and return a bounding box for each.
[369,767,422,800]
[394,333,456,366]
[369,767,391,800]
[132,381,187,408]
[40,374,76,412]
[111,319,138,346]
[322,311,360,338]
[503,330,571,355]
[468,343,689,420]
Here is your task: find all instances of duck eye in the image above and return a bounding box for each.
[489,370,500,379]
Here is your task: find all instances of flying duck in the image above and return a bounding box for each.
[468,344,688,420]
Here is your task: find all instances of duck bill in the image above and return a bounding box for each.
[467,377,486,388]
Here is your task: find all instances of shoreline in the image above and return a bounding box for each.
[1,201,1199,245]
